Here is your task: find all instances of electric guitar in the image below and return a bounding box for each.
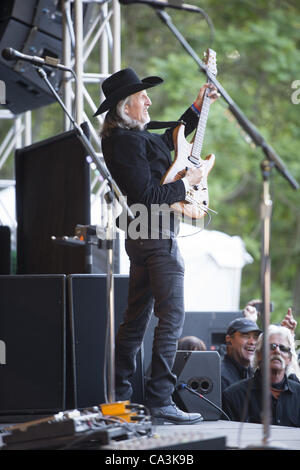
[161,49,217,219]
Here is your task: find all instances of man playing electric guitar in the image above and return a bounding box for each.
[95,66,219,425]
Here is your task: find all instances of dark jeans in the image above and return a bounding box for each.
[115,237,185,407]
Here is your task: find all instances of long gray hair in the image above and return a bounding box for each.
[100,96,147,138]
[253,324,300,380]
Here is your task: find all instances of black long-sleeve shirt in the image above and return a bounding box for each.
[222,369,300,427]
[102,107,199,238]
[221,354,254,393]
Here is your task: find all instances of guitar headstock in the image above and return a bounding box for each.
[204,48,217,76]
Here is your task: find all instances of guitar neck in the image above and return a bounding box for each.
[191,82,212,161]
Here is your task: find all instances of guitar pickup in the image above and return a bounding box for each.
[188,155,200,165]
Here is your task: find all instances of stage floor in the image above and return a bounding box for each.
[155,420,300,450]
[1,418,299,451]
[98,420,300,451]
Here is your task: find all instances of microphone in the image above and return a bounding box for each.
[2,47,71,72]
[119,0,203,13]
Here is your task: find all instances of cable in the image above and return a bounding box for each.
[177,209,213,239]
[177,383,230,421]
[59,410,152,450]
[195,7,215,48]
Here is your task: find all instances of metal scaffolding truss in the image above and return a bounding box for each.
[62,0,121,135]
[0,0,121,214]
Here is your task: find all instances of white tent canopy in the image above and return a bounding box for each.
[118,222,253,312]
[177,224,253,311]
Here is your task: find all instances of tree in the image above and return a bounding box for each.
[120,0,300,334]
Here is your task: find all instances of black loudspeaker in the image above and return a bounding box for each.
[0,0,37,25]
[0,0,94,114]
[15,129,91,275]
[0,1,62,114]
[143,311,243,373]
[179,311,243,350]
[0,275,66,415]
[0,226,10,274]
[172,351,221,421]
[67,274,145,409]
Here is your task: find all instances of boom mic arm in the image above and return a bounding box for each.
[119,0,204,13]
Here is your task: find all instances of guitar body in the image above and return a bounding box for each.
[161,49,218,220]
[162,123,215,219]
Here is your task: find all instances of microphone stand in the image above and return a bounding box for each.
[36,66,134,405]
[153,7,299,447]
[260,158,273,445]
[155,8,299,190]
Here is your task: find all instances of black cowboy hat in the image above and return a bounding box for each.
[93,67,163,116]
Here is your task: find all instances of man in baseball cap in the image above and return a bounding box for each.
[226,318,262,337]
[221,317,262,393]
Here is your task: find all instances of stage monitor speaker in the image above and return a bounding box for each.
[0,226,11,274]
[172,351,221,421]
[67,274,145,409]
[0,275,66,415]
[15,129,91,275]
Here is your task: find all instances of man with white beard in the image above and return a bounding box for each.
[222,324,300,427]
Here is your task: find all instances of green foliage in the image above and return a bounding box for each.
[121,0,300,336]
[1,0,300,337]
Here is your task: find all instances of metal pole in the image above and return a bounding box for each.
[100,3,109,75]
[74,0,84,124]
[112,0,121,72]
[14,116,22,149]
[106,195,116,403]
[260,159,273,446]
[69,0,122,405]
[24,111,32,146]
[62,0,73,131]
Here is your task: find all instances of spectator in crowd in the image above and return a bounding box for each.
[222,324,300,427]
[242,299,261,323]
[178,336,207,351]
[243,301,297,337]
[221,301,298,392]
[221,317,262,393]
[281,307,297,335]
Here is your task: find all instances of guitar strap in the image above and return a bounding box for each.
[147,120,185,130]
